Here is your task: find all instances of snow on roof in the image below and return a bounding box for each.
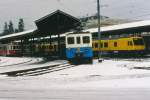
[1,20,150,41]
[0,29,35,40]
[85,20,150,33]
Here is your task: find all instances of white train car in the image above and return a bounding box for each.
[0,43,21,56]
[65,32,93,64]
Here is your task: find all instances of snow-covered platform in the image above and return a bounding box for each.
[0,57,67,75]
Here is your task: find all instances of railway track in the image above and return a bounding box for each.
[0,58,43,67]
[1,63,76,77]
[0,59,33,67]
[20,64,75,76]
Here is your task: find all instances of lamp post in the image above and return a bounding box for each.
[97,0,103,62]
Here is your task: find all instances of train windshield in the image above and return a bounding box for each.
[67,37,74,44]
[133,38,144,45]
[83,36,90,44]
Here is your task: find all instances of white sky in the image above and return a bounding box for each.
[0,0,150,32]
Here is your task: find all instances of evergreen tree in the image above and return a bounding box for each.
[3,22,9,35]
[18,18,24,32]
[8,21,14,34]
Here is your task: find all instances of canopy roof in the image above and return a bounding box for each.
[35,10,81,35]
[1,18,150,42]
[0,29,35,42]
[86,20,150,34]
[0,10,81,42]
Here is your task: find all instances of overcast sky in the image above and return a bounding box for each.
[0,0,150,32]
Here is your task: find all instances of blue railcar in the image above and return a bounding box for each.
[65,32,93,64]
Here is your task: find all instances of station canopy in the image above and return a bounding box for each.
[2,11,150,42]
[85,20,150,35]
[101,20,150,34]
[35,10,81,36]
[0,10,81,42]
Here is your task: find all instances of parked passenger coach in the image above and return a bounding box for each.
[65,32,93,63]
[0,43,21,56]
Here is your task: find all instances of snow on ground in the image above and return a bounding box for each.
[0,56,42,67]
[0,57,150,89]
[40,59,150,78]
[0,57,67,73]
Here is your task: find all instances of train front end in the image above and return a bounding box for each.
[66,32,93,64]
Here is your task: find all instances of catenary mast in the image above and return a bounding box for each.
[97,0,103,62]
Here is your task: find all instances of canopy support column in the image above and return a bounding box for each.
[49,35,52,45]
[58,33,61,58]
[21,39,24,56]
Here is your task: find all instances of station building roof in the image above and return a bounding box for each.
[35,10,81,35]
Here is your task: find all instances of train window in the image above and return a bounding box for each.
[16,46,20,49]
[3,46,6,50]
[42,45,45,49]
[128,41,133,46]
[54,45,57,51]
[67,37,74,44]
[104,42,108,48]
[114,42,117,47]
[49,45,53,49]
[100,43,103,48]
[76,37,81,44]
[83,36,90,44]
[0,46,5,50]
[13,46,15,49]
[95,43,98,48]
[92,43,94,48]
[133,39,144,45]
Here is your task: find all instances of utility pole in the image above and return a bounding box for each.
[97,0,103,62]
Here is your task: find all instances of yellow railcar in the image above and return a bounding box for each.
[35,43,58,55]
[92,36,145,56]
[34,36,146,57]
